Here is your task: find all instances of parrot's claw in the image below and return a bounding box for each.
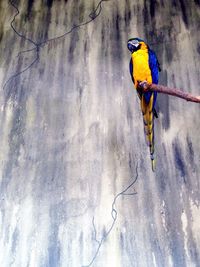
[139,80,149,91]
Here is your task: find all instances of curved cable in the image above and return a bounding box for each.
[3,0,109,91]
[81,164,138,267]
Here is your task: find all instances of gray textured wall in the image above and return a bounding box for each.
[0,0,200,266]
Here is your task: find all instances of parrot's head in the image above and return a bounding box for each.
[127,38,148,53]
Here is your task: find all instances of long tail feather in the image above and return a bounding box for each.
[141,93,156,171]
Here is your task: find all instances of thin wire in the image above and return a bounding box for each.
[3,49,39,91]
[92,217,101,246]
[38,0,107,45]
[3,0,40,90]
[17,47,37,58]
[9,0,38,46]
[81,164,138,267]
[3,0,109,91]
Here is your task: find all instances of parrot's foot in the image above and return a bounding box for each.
[138,80,149,91]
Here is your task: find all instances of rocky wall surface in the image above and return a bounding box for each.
[0,0,200,266]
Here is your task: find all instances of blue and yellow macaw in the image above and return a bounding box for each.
[127,37,161,171]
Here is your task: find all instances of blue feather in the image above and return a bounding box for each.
[129,59,134,84]
[148,48,159,84]
[145,48,160,107]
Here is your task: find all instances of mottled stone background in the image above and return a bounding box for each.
[0,0,200,266]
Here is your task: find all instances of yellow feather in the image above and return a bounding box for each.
[151,158,156,172]
[131,46,152,87]
[131,44,156,171]
[141,94,156,171]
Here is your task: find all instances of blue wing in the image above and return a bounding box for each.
[129,58,135,84]
[148,48,160,84]
[147,49,160,108]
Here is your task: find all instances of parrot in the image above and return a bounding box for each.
[127,37,161,171]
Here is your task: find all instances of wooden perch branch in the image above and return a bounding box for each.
[138,82,200,103]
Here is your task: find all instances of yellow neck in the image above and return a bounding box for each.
[140,42,148,50]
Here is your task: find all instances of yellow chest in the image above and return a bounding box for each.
[131,49,152,87]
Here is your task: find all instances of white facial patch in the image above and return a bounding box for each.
[128,40,140,47]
